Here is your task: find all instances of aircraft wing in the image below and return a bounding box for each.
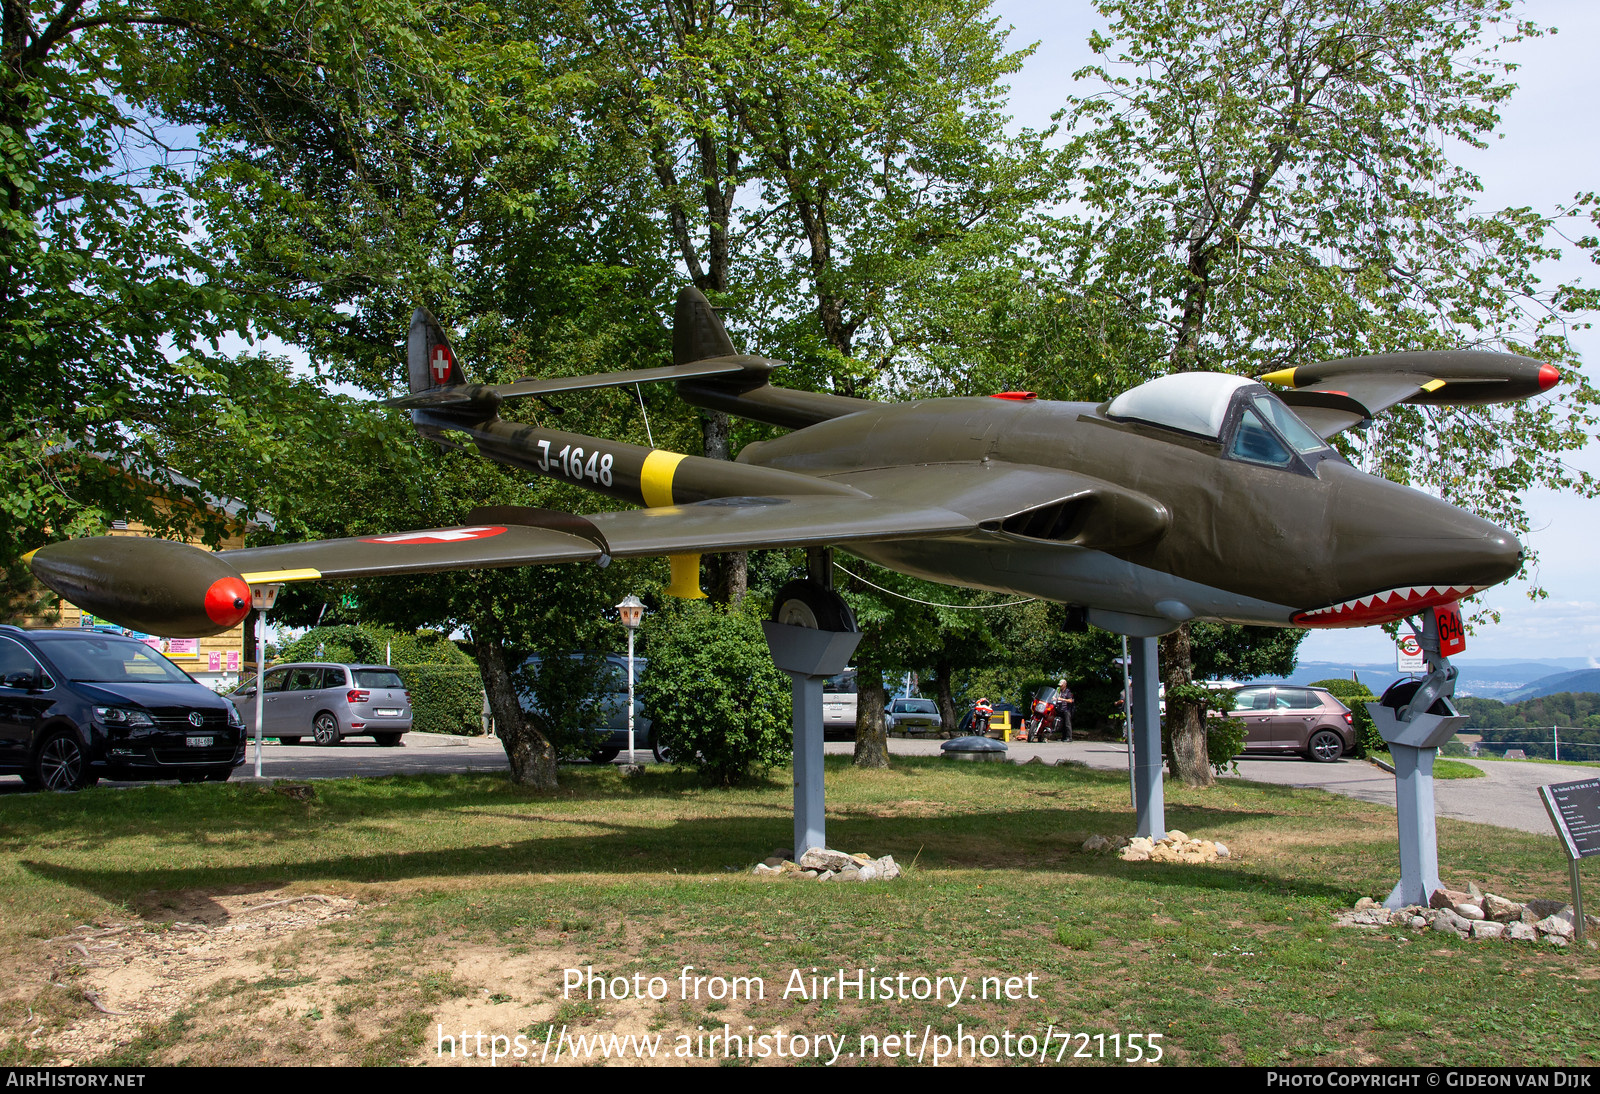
[1261,350,1560,438]
[25,461,1157,637]
[221,496,976,584]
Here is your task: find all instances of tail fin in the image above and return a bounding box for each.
[673,287,737,364]
[407,307,466,392]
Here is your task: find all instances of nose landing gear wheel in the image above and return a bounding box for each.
[772,579,857,632]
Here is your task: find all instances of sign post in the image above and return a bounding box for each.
[1538,777,1599,942]
[250,584,281,778]
[1396,634,1425,674]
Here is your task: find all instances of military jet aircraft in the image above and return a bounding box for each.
[25,287,1557,639]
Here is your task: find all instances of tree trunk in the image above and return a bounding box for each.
[1161,622,1213,788]
[473,628,558,789]
[699,407,747,605]
[851,642,889,767]
[933,658,957,732]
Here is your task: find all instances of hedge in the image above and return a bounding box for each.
[395,664,485,736]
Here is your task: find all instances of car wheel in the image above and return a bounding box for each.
[771,579,856,631]
[375,734,403,748]
[35,732,93,791]
[589,748,620,764]
[278,736,301,746]
[652,736,674,764]
[1307,729,1344,763]
[313,713,341,746]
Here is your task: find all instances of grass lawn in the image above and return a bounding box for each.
[0,757,1594,1067]
[1369,753,1486,779]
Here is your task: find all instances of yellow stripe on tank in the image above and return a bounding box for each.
[1420,378,1446,393]
[240,568,324,583]
[639,449,686,508]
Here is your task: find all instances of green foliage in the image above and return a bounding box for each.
[1310,679,1381,757]
[1458,692,1600,760]
[639,602,791,786]
[388,665,483,737]
[1162,683,1247,775]
[1062,0,1598,601]
[512,654,610,761]
[274,624,471,668]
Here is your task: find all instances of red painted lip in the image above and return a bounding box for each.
[989,391,1037,401]
[204,576,252,628]
[1538,364,1560,391]
[1292,585,1477,628]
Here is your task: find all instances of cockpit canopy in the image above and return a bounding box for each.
[1105,372,1336,472]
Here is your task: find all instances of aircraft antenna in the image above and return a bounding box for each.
[635,383,655,448]
[834,562,1035,610]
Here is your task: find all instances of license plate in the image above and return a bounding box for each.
[186,736,213,748]
[375,708,400,717]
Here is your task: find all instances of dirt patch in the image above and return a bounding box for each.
[24,890,358,1065]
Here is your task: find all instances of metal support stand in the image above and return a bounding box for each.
[1128,635,1166,840]
[763,549,861,857]
[1369,611,1467,910]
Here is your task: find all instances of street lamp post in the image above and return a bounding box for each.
[616,595,646,764]
[250,583,282,778]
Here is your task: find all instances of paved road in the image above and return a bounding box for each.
[825,736,1594,835]
[3,732,1591,835]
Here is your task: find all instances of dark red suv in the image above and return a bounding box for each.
[1224,685,1355,762]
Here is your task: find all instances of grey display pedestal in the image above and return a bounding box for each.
[1370,610,1467,910]
[1128,635,1166,840]
[761,621,862,858]
[1369,704,1467,909]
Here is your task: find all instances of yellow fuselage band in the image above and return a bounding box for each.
[639,450,685,508]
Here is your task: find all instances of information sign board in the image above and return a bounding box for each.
[1539,778,1600,861]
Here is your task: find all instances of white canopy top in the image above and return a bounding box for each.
[1105,373,1258,438]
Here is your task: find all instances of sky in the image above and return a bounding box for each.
[990,0,1600,665]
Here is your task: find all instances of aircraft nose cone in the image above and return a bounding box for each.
[1298,466,1525,626]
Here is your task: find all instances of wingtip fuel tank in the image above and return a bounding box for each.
[28,537,252,638]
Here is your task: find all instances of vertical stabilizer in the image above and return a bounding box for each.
[673,287,737,365]
[407,307,466,392]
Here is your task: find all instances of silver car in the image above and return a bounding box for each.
[229,663,413,746]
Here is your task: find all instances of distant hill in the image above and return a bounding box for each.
[1504,669,1600,702]
[1249,659,1590,699]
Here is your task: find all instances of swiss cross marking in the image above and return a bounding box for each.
[430,345,453,384]
[363,526,507,545]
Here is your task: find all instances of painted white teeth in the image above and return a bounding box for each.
[1301,584,1478,620]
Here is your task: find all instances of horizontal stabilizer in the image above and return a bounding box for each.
[384,356,775,410]
[1261,350,1559,438]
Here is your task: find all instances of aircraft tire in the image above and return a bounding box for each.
[772,580,857,632]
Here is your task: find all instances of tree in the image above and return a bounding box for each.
[0,0,290,602]
[1061,0,1598,786]
[640,599,792,785]
[134,2,685,788]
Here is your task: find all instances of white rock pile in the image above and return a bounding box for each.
[751,847,902,882]
[1336,884,1600,947]
[1081,829,1232,863]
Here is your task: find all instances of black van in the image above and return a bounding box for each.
[0,625,246,790]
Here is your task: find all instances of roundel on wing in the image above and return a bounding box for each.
[361,526,508,545]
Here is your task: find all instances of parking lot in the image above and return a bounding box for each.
[2,731,1590,836]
